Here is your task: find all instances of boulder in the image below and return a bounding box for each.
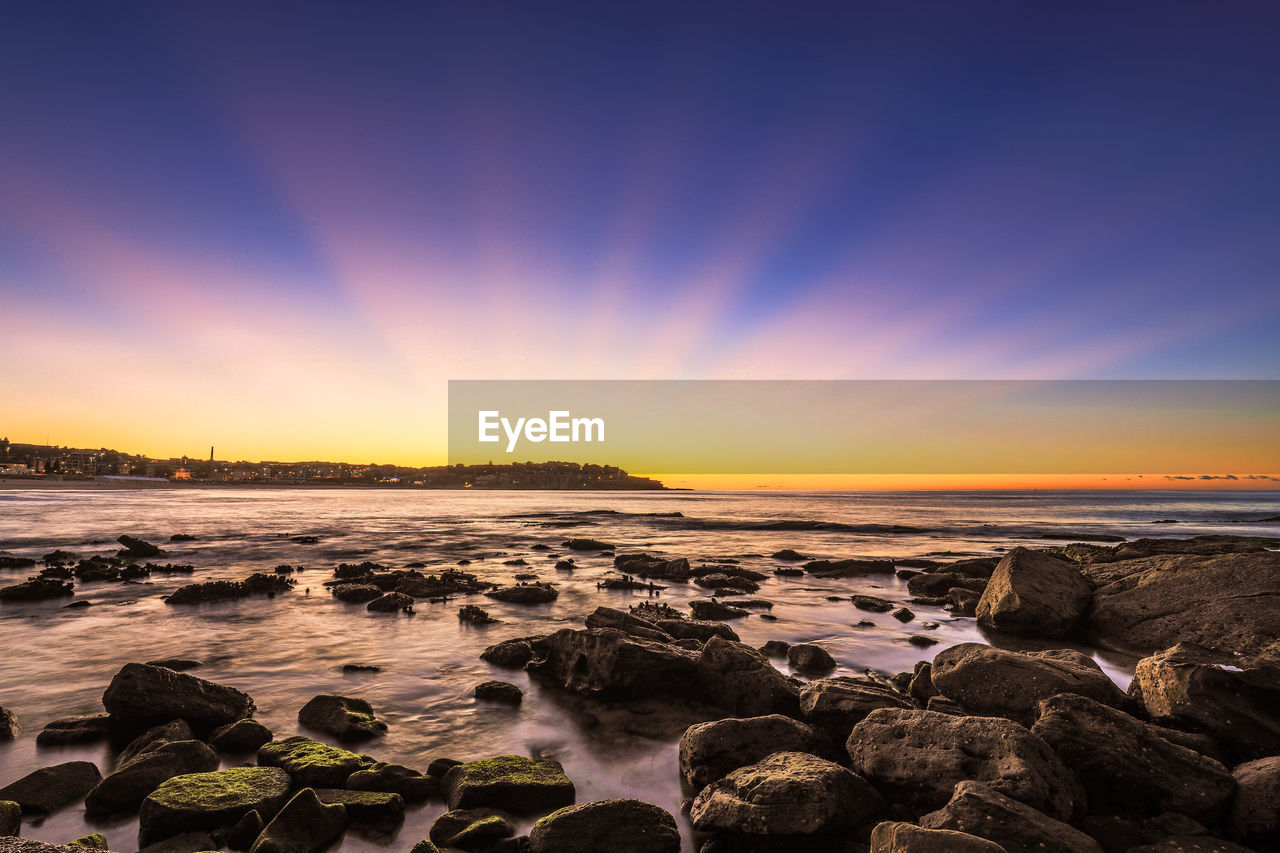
[118,721,196,765]
[1084,550,1280,658]
[870,821,1006,852]
[85,740,220,817]
[102,663,254,732]
[0,578,74,600]
[297,694,387,741]
[689,752,884,837]
[486,583,558,604]
[527,628,699,700]
[331,583,382,603]
[1125,838,1258,853]
[312,788,404,821]
[257,736,373,788]
[787,643,836,673]
[688,599,750,620]
[976,548,1091,638]
[563,539,615,551]
[654,619,737,643]
[613,555,691,581]
[920,781,1102,853]
[929,643,1128,725]
[1227,755,1280,851]
[473,681,523,705]
[249,788,347,853]
[480,637,540,668]
[408,843,440,853]
[1031,693,1235,823]
[527,799,681,853]
[805,558,896,577]
[67,834,108,850]
[226,810,265,850]
[0,843,122,853]
[366,592,413,612]
[440,755,575,815]
[136,830,219,853]
[799,677,915,742]
[0,708,16,740]
[1131,642,1280,761]
[36,714,114,746]
[0,762,102,815]
[345,762,435,802]
[696,636,801,717]
[0,799,19,836]
[428,808,515,850]
[678,715,831,793]
[138,766,292,845]
[583,606,671,641]
[117,536,162,558]
[853,595,895,612]
[209,719,273,753]
[847,708,1082,822]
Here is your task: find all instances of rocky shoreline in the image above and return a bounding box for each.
[2,532,1279,852]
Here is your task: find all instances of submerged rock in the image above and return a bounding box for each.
[117,536,163,558]
[976,547,1091,638]
[527,798,681,853]
[331,583,382,603]
[366,592,413,612]
[257,736,373,788]
[679,714,831,793]
[102,663,254,732]
[0,761,102,815]
[920,780,1102,853]
[459,604,500,625]
[486,583,558,604]
[440,755,575,815]
[870,821,1005,852]
[138,766,292,846]
[473,681,523,705]
[249,788,347,853]
[805,558,896,577]
[85,740,219,817]
[688,599,750,620]
[563,538,615,551]
[852,594,895,612]
[35,714,114,746]
[0,577,74,600]
[297,694,387,741]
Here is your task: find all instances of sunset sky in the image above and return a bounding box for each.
[2,3,1278,485]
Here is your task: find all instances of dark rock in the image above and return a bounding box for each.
[257,736,373,788]
[696,636,801,717]
[86,739,219,817]
[0,708,16,741]
[528,628,699,700]
[805,558,896,577]
[584,606,671,641]
[694,574,760,593]
[35,714,113,746]
[474,681,523,705]
[758,640,790,657]
[907,635,938,648]
[297,694,387,741]
[312,788,403,821]
[0,799,19,836]
[138,766,291,845]
[480,637,540,668]
[848,708,1082,822]
[331,583,382,603]
[920,780,1102,852]
[117,536,162,558]
[908,662,938,706]
[772,549,808,561]
[225,809,265,850]
[563,539,615,551]
[976,547,1091,638]
[799,677,915,742]
[929,643,1129,725]
[249,788,347,853]
[169,534,196,542]
[209,719,273,753]
[440,755,575,815]
[486,583,558,604]
[165,581,246,605]
[0,555,37,569]
[690,752,884,838]
[679,714,831,793]
[408,842,440,853]
[1031,693,1235,823]
[892,607,914,622]
[102,663,254,732]
[1131,642,1280,761]
[612,555,691,582]
[787,643,836,673]
[870,821,1005,852]
[429,808,515,850]
[1227,755,1280,851]
[137,832,217,853]
[527,798,680,853]
[0,842,118,853]
[66,834,108,849]
[346,763,435,802]
[427,758,463,778]
[654,619,738,643]
[459,605,499,625]
[0,761,102,815]
[947,588,981,616]
[118,721,196,765]
[852,595,895,613]
[688,599,749,620]
[0,577,74,600]
[366,592,413,612]
[1125,837,1257,853]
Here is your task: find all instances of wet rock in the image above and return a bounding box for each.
[297,694,387,741]
[429,808,515,850]
[976,547,1091,638]
[787,643,836,673]
[758,640,790,657]
[799,677,915,742]
[654,619,738,643]
[441,755,575,815]
[1031,693,1235,823]
[853,595,895,613]
[947,588,982,616]
[103,663,254,733]
[397,568,494,598]
[528,628,700,700]
[892,607,914,622]
[563,538,615,551]
[1,843,120,853]
[249,788,347,853]
[688,599,749,620]
[690,752,884,839]
[1227,755,1280,851]
[138,831,218,853]
[480,636,541,668]
[138,766,292,845]
[36,714,114,746]
[0,555,36,569]
[870,821,1005,852]
[312,788,403,821]
[165,581,247,605]
[169,534,196,542]
[0,799,19,836]
[145,659,202,672]
[694,574,760,593]
[346,762,435,802]
[66,834,108,850]
[697,636,801,717]
[257,736,373,787]
[908,661,938,706]
[772,549,808,561]
[805,558,896,577]
[118,721,196,765]
[0,761,102,815]
[1125,837,1257,853]
[920,780,1102,853]
[459,605,500,625]
[1131,642,1280,761]
[848,708,1082,822]
[584,606,671,641]
[614,555,692,582]
[486,583,558,604]
[86,739,219,816]
[0,708,17,740]
[331,583,382,603]
[225,810,265,850]
[209,719,273,753]
[929,643,1129,725]
[679,715,831,793]
[366,592,413,612]
[0,577,74,600]
[474,681,523,705]
[407,842,440,853]
[117,536,162,558]
[528,798,680,853]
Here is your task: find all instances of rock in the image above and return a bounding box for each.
[118,721,196,765]
[474,681,523,705]
[694,573,760,593]
[799,677,915,742]
[429,808,515,849]
[86,739,219,816]
[35,714,114,746]
[332,583,382,603]
[805,558,896,577]
[480,637,539,667]
[225,810,265,850]
[67,835,108,849]
[906,572,970,597]
[614,555,691,581]
[947,588,981,616]
[690,752,884,838]
[138,767,291,845]
[688,599,750,620]
[1131,642,1280,761]
[0,761,102,814]
[696,636,801,717]
[976,548,1091,638]
[654,619,738,643]
[1125,838,1258,853]
[312,788,404,821]
[486,583,558,604]
[0,577,74,600]
[1031,693,1235,823]
[346,763,435,802]
[929,643,1129,725]
[0,708,17,740]
[679,714,831,793]
[1227,755,1280,851]
[563,539,615,551]
[408,842,440,853]
[772,549,808,561]
[441,755,575,815]
[209,719,273,753]
[117,536,163,558]
[459,604,499,625]
[138,831,218,853]
[249,788,347,853]
[787,643,836,673]
[528,628,700,700]
[853,595,895,612]
[527,798,680,853]
[848,708,1082,822]
[102,663,254,732]
[892,607,914,622]
[0,799,19,836]
[920,780,1102,853]
[0,843,121,853]
[366,592,413,612]
[257,736,373,787]
[1084,550,1280,658]
[297,694,387,741]
[869,821,1006,852]
[584,606,671,641]
[759,640,790,656]
[908,662,938,706]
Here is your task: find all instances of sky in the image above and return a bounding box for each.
[2,2,1278,483]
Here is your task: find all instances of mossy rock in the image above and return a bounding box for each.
[313,788,405,821]
[67,834,108,849]
[346,762,435,802]
[138,767,291,846]
[441,755,574,815]
[249,788,346,853]
[257,735,373,787]
[429,808,515,848]
[528,798,681,853]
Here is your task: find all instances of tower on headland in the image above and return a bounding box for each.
[210,446,214,462]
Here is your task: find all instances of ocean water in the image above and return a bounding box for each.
[1,488,1277,852]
